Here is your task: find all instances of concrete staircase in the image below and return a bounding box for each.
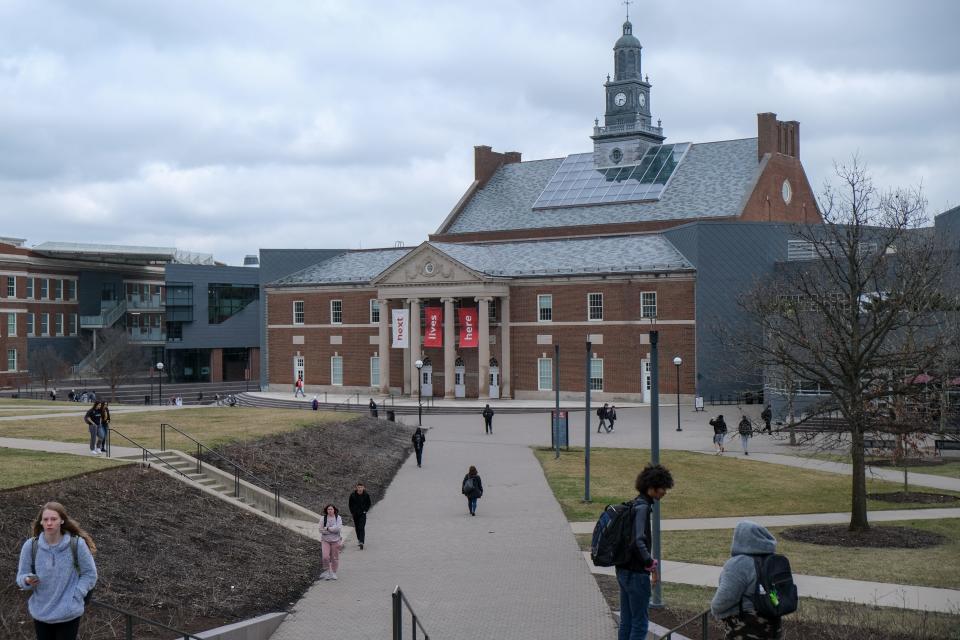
[115,449,342,543]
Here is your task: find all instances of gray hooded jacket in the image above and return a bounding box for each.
[710,521,777,619]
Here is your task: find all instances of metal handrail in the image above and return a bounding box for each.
[392,586,430,640]
[654,608,711,640]
[90,599,202,639]
[160,423,282,517]
[105,429,192,480]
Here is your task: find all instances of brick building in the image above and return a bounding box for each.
[263,18,821,402]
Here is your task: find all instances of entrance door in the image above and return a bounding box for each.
[421,357,433,398]
[454,356,466,398]
[489,358,500,399]
[293,356,305,386]
[641,359,651,403]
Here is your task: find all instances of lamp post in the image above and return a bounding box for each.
[156,362,164,406]
[673,356,683,432]
[415,359,423,426]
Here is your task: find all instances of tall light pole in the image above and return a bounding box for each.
[650,331,663,607]
[673,356,683,432]
[415,359,423,426]
[156,362,164,406]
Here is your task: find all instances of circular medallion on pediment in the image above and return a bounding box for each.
[422,261,436,277]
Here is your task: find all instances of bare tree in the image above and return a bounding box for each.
[735,158,952,532]
[30,346,71,393]
[88,327,150,402]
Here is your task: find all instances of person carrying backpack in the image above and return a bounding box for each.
[738,416,753,456]
[411,427,426,467]
[596,403,609,433]
[760,405,773,434]
[16,501,98,640]
[709,414,727,454]
[481,405,494,434]
[711,521,795,639]
[84,402,104,455]
[462,465,484,516]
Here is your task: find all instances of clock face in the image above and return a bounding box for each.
[614,92,627,107]
[638,93,646,107]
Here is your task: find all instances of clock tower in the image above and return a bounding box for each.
[592,19,666,168]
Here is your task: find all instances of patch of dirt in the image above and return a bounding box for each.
[780,524,946,549]
[0,416,415,639]
[867,491,960,504]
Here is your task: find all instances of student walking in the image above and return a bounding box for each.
[596,403,609,433]
[760,405,773,434]
[709,414,728,454]
[481,405,494,434]
[462,466,484,516]
[84,402,105,455]
[16,501,98,640]
[738,416,753,455]
[616,464,674,640]
[95,402,111,453]
[607,405,618,432]
[711,521,785,639]
[319,504,343,580]
[368,398,378,417]
[294,375,305,398]
[411,427,426,467]
[348,484,372,550]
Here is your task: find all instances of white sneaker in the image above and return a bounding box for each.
[329,572,337,580]
[90,449,98,455]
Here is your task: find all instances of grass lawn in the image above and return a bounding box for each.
[805,451,960,480]
[0,448,127,490]
[534,447,960,521]
[0,407,344,450]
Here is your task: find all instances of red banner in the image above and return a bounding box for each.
[459,307,478,348]
[423,307,443,348]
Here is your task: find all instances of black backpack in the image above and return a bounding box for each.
[746,554,798,619]
[30,536,94,604]
[462,476,477,495]
[590,501,637,567]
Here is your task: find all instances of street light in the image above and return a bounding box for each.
[156,362,164,406]
[673,356,683,432]
[415,359,423,426]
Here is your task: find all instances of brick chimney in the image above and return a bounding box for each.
[757,112,800,161]
[474,146,522,187]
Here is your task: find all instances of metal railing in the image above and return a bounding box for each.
[160,423,282,517]
[79,299,127,329]
[105,429,192,481]
[594,118,663,137]
[90,599,202,639]
[654,608,711,640]
[392,586,430,640]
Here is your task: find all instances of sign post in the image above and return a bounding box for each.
[551,409,569,451]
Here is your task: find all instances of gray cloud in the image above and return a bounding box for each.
[0,0,956,264]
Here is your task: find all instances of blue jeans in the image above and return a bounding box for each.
[467,496,478,514]
[616,568,651,640]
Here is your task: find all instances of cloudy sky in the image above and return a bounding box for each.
[1,0,957,265]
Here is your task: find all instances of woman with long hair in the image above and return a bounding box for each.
[16,502,98,640]
[461,465,484,516]
[319,504,343,580]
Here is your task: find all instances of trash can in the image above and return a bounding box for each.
[386,410,396,422]
[144,395,151,405]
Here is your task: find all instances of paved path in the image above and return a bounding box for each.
[0,436,143,458]
[584,554,960,614]
[270,416,617,640]
[570,507,960,534]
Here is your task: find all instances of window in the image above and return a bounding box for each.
[369,299,380,324]
[588,293,603,321]
[40,278,49,299]
[538,294,553,322]
[25,278,33,299]
[6,276,14,298]
[538,357,553,391]
[6,349,15,372]
[488,299,497,322]
[26,313,34,336]
[165,282,194,322]
[208,283,258,324]
[331,355,343,385]
[69,314,77,335]
[54,279,63,300]
[331,299,343,324]
[55,313,64,336]
[7,314,15,337]
[167,321,183,342]
[641,292,657,318]
[40,313,49,336]
[590,358,604,391]
[293,300,305,325]
[370,356,380,387]
[67,280,77,300]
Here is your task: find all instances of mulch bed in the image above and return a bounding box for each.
[867,491,960,504]
[780,524,946,549]
[0,416,415,639]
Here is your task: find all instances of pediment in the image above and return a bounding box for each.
[372,243,486,286]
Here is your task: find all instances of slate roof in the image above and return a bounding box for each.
[442,137,760,234]
[270,247,412,286]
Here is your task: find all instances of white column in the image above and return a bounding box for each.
[500,296,511,398]
[408,298,421,398]
[442,297,456,399]
[476,296,491,399]
[377,298,390,394]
